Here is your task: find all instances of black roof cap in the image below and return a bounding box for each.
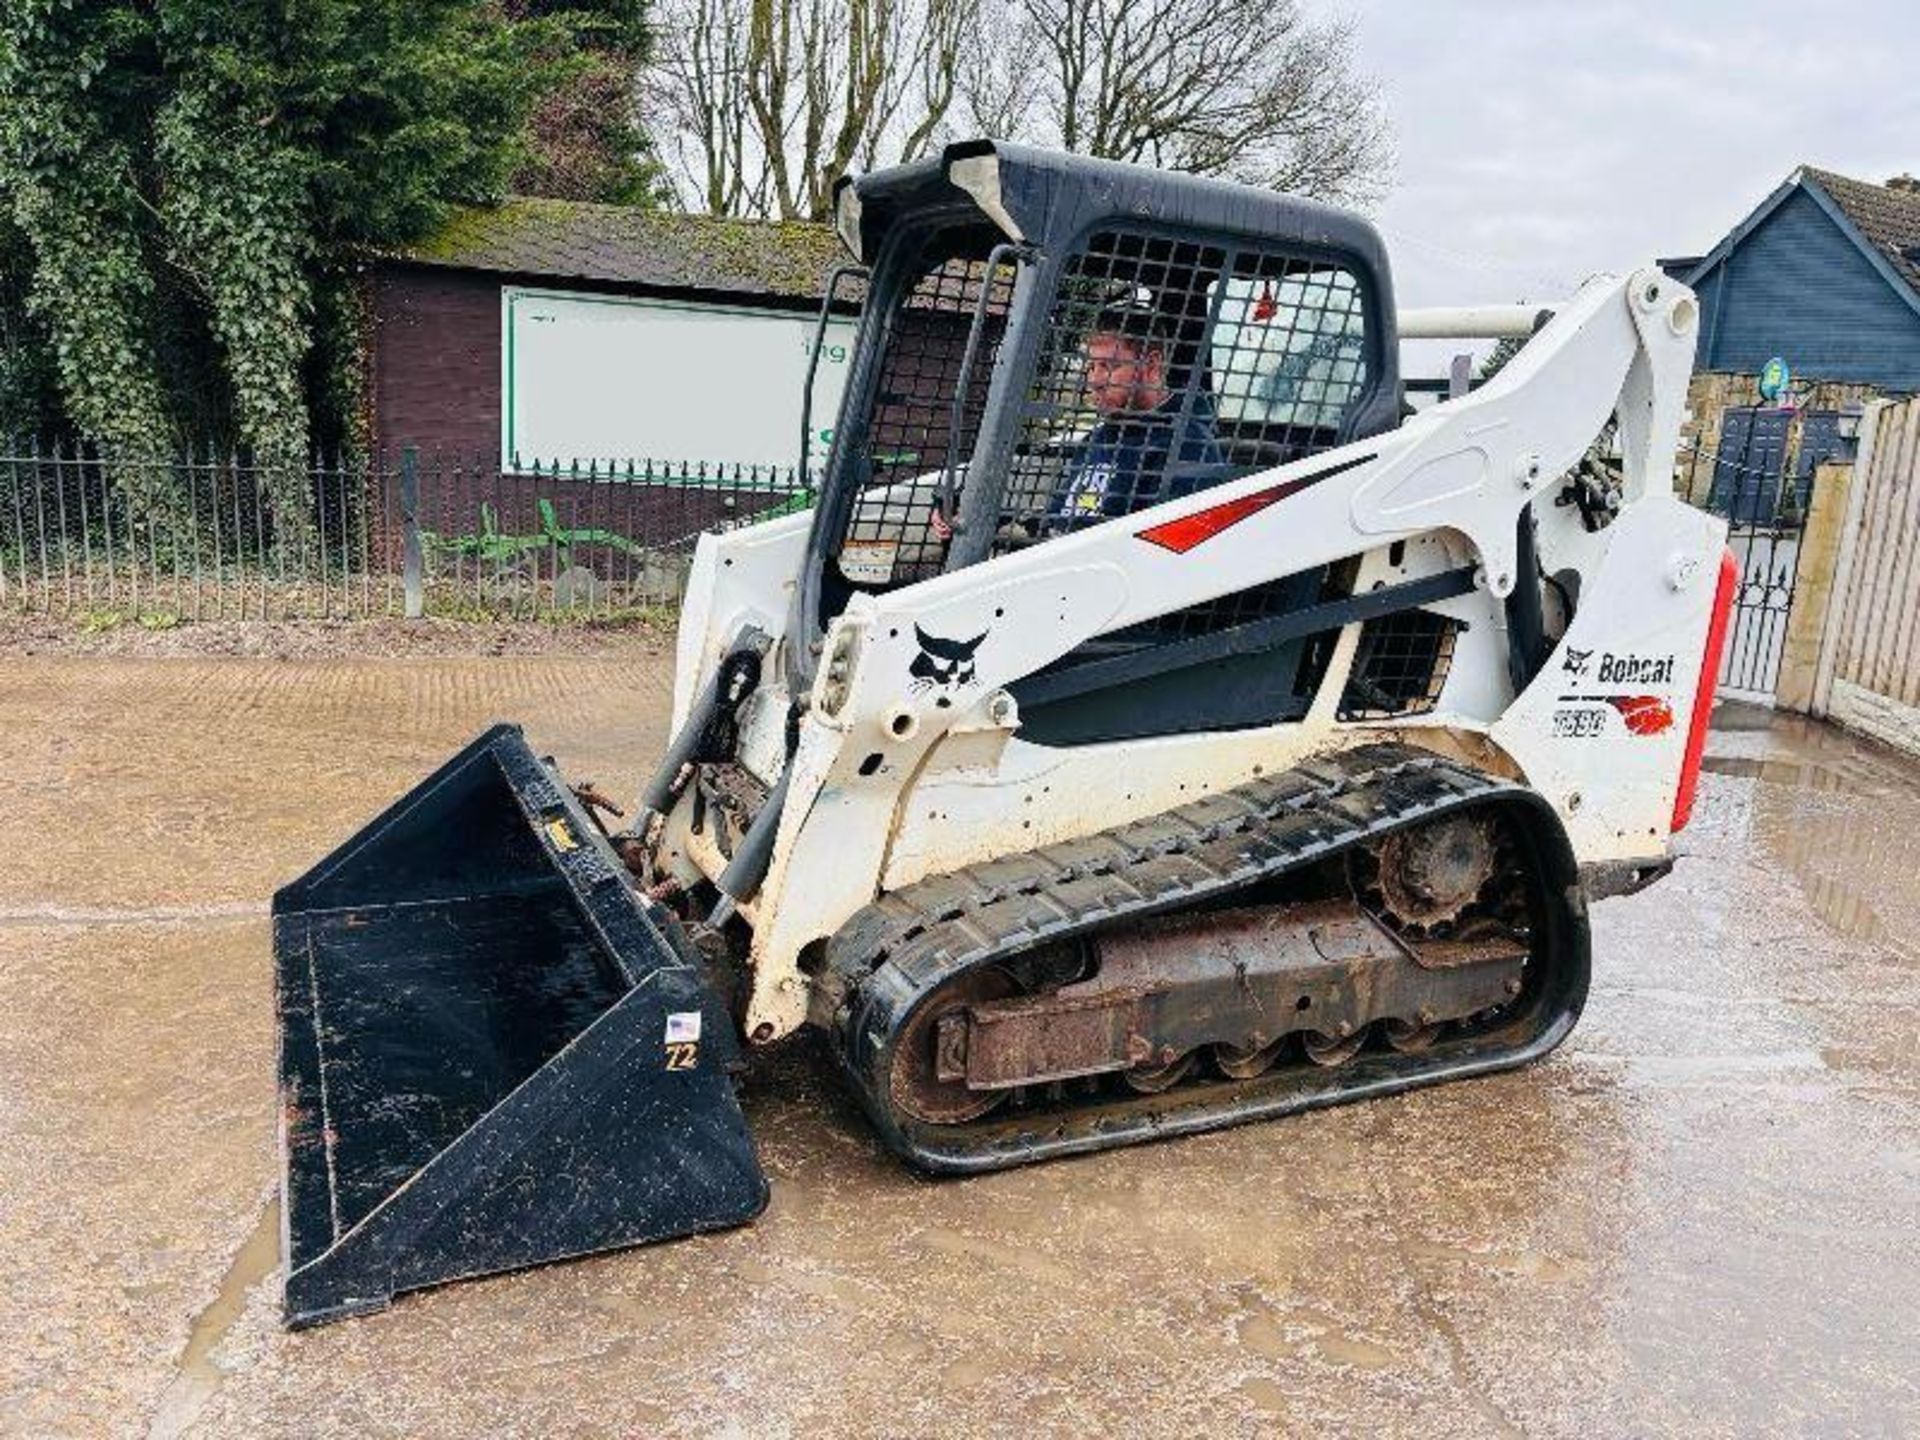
[838,139,1391,288]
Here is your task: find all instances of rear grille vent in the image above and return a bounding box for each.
[1338,610,1461,720]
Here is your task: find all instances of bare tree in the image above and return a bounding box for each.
[647,0,1389,218]
[647,0,976,220]
[954,9,1045,140]
[1004,0,1391,204]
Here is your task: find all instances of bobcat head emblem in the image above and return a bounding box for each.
[909,625,987,707]
[1561,647,1594,679]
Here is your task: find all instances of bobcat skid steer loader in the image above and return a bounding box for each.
[272,140,1736,1326]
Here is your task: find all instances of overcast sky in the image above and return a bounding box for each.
[1314,0,1920,320]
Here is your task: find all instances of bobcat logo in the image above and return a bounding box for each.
[909,625,987,707]
[1561,647,1594,679]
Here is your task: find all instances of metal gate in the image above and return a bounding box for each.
[1713,408,1796,700]
[1694,406,1850,702]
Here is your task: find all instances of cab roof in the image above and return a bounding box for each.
[834,139,1391,289]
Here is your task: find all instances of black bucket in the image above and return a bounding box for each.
[272,724,767,1328]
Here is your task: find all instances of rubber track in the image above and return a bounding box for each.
[826,741,1590,1173]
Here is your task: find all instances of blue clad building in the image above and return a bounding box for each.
[1673,168,1920,391]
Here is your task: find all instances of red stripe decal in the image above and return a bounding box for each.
[1135,480,1302,553]
[1134,453,1376,555]
[1671,548,1739,832]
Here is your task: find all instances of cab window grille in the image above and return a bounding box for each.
[838,232,1015,588]
[1338,610,1462,720]
[998,228,1372,647]
[993,230,1370,560]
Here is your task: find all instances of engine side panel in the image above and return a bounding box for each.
[1492,493,1725,858]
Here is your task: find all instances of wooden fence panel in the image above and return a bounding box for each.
[1871,403,1920,700]
[1813,396,1920,752]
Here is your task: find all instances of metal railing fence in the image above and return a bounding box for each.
[0,445,810,622]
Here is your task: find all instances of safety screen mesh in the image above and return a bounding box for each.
[993,231,1370,555]
[1337,610,1462,720]
[837,231,1016,588]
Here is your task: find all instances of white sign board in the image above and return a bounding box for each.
[502,288,857,474]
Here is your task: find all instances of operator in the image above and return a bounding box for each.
[928,300,1226,545]
[1044,302,1225,534]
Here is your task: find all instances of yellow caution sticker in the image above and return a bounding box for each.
[544,817,579,852]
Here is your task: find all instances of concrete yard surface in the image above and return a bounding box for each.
[1,646,1916,1437]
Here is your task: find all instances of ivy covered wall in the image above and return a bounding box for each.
[0,0,656,521]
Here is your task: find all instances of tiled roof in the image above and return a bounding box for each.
[1803,167,1920,296]
[389,197,847,301]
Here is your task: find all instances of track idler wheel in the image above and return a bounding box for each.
[1384,1018,1442,1053]
[1124,1050,1197,1093]
[1303,1028,1367,1066]
[1212,1038,1287,1080]
[889,968,1018,1125]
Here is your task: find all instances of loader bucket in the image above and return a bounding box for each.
[271,724,767,1328]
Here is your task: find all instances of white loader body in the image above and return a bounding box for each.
[663,267,1725,1041]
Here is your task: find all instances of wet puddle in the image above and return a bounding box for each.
[1236,1307,1395,1370]
[1700,719,1920,953]
[147,1199,279,1440]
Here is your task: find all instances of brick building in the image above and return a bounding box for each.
[365,199,849,465]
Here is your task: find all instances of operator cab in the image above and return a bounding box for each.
[793,140,1423,743]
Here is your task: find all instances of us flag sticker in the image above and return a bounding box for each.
[665,1012,703,1045]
